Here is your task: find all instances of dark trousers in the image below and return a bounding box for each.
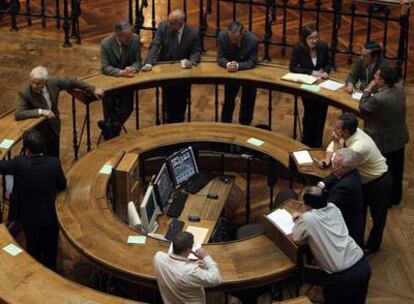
[103,90,134,127]
[162,84,190,123]
[35,121,59,158]
[384,147,405,206]
[221,83,257,125]
[24,224,59,271]
[323,257,371,304]
[301,97,328,148]
[362,172,392,251]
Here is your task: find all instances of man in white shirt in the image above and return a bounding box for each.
[316,113,392,255]
[292,186,371,304]
[153,231,222,304]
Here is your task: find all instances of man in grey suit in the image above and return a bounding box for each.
[217,21,259,125]
[142,9,202,123]
[360,63,409,206]
[100,21,141,138]
[15,66,103,157]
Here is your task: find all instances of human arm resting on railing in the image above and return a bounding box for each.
[15,92,41,120]
[237,38,259,70]
[145,22,165,66]
[100,43,121,76]
[189,32,202,65]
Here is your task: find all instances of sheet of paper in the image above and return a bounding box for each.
[0,139,15,149]
[281,73,318,85]
[267,208,295,235]
[2,243,23,256]
[319,80,344,91]
[247,137,264,147]
[352,92,363,101]
[127,235,146,244]
[293,150,314,166]
[99,164,113,175]
[300,84,320,92]
[186,226,209,244]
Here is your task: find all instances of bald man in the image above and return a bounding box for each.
[143,9,202,123]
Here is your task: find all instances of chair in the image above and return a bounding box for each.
[272,188,298,210]
[236,223,264,240]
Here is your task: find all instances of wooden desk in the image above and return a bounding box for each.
[275,296,311,304]
[157,177,234,242]
[0,224,140,303]
[56,122,325,291]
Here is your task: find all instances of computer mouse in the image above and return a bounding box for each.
[207,193,219,200]
[220,175,231,184]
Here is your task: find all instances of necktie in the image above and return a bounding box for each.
[120,45,128,69]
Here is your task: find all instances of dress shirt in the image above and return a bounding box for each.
[292,203,363,274]
[177,24,184,44]
[326,128,388,183]
[42,86,52,109]
[153,251,222,304]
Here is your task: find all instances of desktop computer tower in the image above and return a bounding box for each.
[114,153,140,222]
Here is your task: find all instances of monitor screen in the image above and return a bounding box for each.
[140,185,159,234]
[166,146,199,188]
[154,163,173,210]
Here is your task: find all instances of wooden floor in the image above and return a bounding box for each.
[0,1,414,303]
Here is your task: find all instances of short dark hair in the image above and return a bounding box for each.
[23,129,46,155]
[172,231,194,255]
[378,63,399,87]
[228,21,243,34]
[337,113,358,135]
[302,186,327,209]
[115,21,132,33]
[299,25,317,47]
[364,41,382,59]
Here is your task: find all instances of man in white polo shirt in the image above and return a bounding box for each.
[316,112,391,255]
[153,231,222,304]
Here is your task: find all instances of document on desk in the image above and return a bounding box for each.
[292,150,314,166]
[352,91,363,101]
[281,73,318,85]
[186,226,209,244]
[318,80,344,91]
[99,164,113,175]
[0,139,14,149]
[247,137,264,147]
[127,235,146,244]
[266,209,295,235]
[2,243,23,256]
[300,84,320,92]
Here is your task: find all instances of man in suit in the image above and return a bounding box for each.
[100,21,141,138]
[0,130,67,271]
[360,64,409,206]
[142,9,202,123]
[217,21,259,125]
[15,66,103,157]
[345,41,383,93]
[318,148,364,248]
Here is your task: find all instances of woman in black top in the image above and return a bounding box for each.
[289,26,332,147]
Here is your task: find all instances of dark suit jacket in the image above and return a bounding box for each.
[360,85,409,153]
[289,42,332,75]
[15,77,95,135]
[217,30,259,70]
[145,22,201,65]
[101,33,142,76]
[0,155,67,227]
[323,169,364,248]
[345,57,383,90]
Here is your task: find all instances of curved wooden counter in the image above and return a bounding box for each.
[83,61,360,114]
[0,224,139,303]
[56,122,324,291]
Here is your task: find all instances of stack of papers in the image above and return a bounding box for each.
[352,91,363,100]
[281,73,318,85]
[266,209,295,235]
[300,84,320,92]
[292,150,314,166]
[319,80,344,91]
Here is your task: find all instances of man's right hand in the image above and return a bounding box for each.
[40,109,55,118]
[119,69,135,77]
[192,247,208,260]
[141,64,153,72]
[345,84,353,94]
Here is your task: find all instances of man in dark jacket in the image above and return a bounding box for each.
[142,9,202,123]
[217,21,259,125]
[0,130,67,270]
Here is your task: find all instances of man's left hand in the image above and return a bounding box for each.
[94,88,104,99]
[181,59,192,69]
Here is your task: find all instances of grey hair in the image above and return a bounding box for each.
[115,21,132,33]
[228,21,244,34]
[169,9,185,23]
[334,148,357,170]
[30,66,49,80]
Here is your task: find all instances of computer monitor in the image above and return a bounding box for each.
[154,163,173,211]
[139,185,159,234]
[166,146,199,188]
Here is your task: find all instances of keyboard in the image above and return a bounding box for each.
[166,191,188,218]
[164,219,185,241]
[185,172,214,194]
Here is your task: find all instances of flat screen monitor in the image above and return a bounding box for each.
[139,185,159,234]
[166,146,199,188]
[154,163,173,211]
